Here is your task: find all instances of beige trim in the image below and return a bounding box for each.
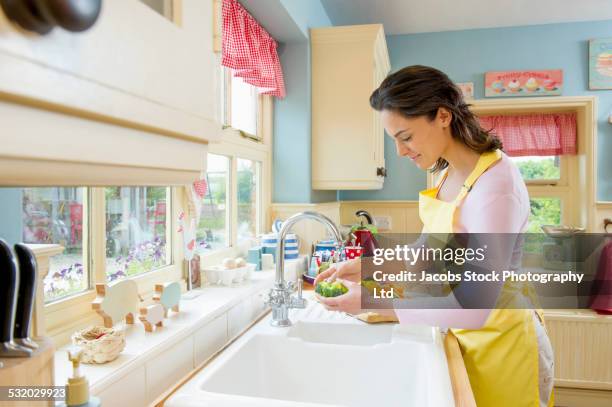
[26,244,64,338]
[0,59,220,144]
[0,100,209,186]
[444,331,477,407]
[171,0,182,26]
[554,387,612,407]
[212,0,222,53]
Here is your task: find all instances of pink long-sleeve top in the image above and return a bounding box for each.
[394,152,531,329]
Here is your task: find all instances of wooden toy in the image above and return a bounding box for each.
[92,280,140,328]
[138,304,165,333]
[153,282,181,317]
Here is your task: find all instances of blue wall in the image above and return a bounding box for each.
[257,0,336,203]
[340,20,612,201]
[0,189,22,245]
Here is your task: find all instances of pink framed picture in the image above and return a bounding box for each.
[484,70,563,97]
[456,82,474,99]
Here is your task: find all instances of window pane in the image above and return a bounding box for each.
[197,154,230,252]
[105,187,170,282]
[524,197,562,253]
[527,197,562,233]
[230,72,258,135]
[511,156,560,181]
[22,188,87,303]
[237,158,260,243]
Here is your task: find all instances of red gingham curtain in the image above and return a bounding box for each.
[222,0,286,98]
[479,113,577,156]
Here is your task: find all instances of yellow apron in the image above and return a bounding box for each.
[418,150,552,407]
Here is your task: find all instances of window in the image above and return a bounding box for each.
[17,186,174,305]
[105,187,171,281]
[223,68,263,141]
[196,153,264,254]
[198,154,230,252]
[237,158,261,242]
[510,155,568,235]
[202,31,273,257]
[22,188,88,303]
[513,156,560,182]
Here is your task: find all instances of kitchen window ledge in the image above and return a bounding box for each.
[53,270,276,398]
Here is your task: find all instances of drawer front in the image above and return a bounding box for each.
[145,336,194,404]
[194,313,228,366]
[227,300,253,339]
[96,366,146,407]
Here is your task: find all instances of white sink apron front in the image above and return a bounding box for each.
[166,298,455,407]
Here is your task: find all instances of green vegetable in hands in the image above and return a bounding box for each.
[315,281,349,297]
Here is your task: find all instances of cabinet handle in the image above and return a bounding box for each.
[376,167,387,177]
[0,0,102,34]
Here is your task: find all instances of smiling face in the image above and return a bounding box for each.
[381,108,453,170]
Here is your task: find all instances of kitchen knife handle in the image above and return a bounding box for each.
[0,239,19,343]
[13,244,37,342]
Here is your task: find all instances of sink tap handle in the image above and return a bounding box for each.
[297,279,303,300]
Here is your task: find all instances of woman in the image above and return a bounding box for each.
[315,65,554,407]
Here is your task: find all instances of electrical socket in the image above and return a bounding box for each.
[373,215,392,231]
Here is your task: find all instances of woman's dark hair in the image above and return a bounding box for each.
[369,65,502,173]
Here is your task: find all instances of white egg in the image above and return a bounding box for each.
[235,257,246,267]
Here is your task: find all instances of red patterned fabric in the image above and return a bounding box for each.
[222,0,286,98]
[193,179,207,199]
[478,113,577,156]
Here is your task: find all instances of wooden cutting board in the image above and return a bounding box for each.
[353,312,399,323]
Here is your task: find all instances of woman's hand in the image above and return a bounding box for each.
[313,258,361,286]
[315,278,364,315]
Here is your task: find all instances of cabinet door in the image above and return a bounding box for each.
[146,336,194,405]
[0,0,219,142]
[311,25,388,190]
[97,366,146,407]
[194,313,228,366]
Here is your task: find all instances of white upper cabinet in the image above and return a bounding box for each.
[0,0,220,185]
[311,24,390,190]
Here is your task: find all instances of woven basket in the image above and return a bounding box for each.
[71,326,126,364]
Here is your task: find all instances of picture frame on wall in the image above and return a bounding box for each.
[484,70,563,97]
[456,82,474,99]
[589,38,612,90]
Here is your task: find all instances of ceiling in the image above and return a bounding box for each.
[320,0,612,35]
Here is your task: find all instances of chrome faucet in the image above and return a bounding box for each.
[266,211,344,327]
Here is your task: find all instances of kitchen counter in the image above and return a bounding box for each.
[53,270,277,405]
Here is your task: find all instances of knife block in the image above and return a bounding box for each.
[0,336,55,407]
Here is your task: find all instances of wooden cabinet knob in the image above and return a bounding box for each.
[0,0,102,34]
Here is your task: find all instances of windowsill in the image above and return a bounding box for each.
[53,269,276,394]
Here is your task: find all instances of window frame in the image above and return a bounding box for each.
[426,97,597,232]
[222,66,266,142]
[512,155,572,226]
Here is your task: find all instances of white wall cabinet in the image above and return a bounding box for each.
[311,24,390,190]
[0,0,220,185]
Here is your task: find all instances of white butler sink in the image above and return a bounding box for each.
[166,300,454,407]
[287,320,393,346]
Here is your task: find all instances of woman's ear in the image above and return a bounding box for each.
[436,107,452,128]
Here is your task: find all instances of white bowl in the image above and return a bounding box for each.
[71,326,125,364]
